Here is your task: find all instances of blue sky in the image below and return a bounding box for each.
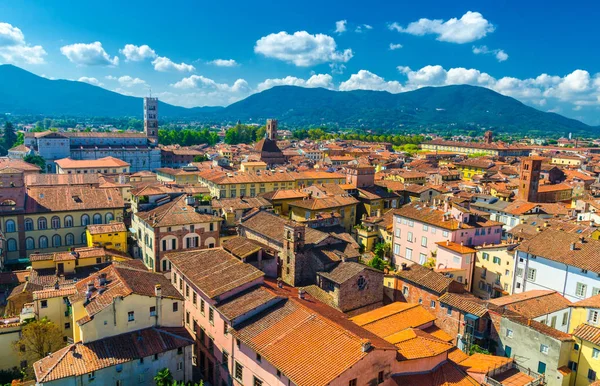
[1,0,600,125]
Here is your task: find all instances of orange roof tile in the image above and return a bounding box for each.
[350,302,435,337]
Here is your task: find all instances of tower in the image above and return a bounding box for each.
[144,97,159,143]
[266,119,278,141]
[345,165,375,188]
[517,157,542,202]
[484,131,493,144]
[282,222,306,286]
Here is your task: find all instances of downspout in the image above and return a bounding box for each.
[563,263,569,299]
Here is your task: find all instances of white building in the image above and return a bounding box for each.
[513,229,600,302]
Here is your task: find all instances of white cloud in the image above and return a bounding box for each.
[355,24,373,33]
[257,74,334,91]
[472,45,508,62]
[330,63,347,75]
[389,43,403,50]
[78,77,103,86]
[390,11,494,44]
[339,70,405,93]
[118,75,146,87]
[119,44,157,61]
[335,20,347,34]
[0,22,46,64]
[152,56,195,72]
[209,59,238,67]
[60,42,118,66]
[165,75,251,107]
[171,75,248,93]
[254,31,353,66]
[105,75,118,80]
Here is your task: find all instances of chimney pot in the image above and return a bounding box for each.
[570,242,576,251]
[155,284,162,297]
[298,289,305,300]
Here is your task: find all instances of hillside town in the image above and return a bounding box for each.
[0,97,600,386]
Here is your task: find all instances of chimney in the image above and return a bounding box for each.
[570,243,576,251]
[401,263,408,271]
[376,209,381,218]
[536,226,541,232]
[98,273,107,286]
[544,221,550,228]
[186,195,195,206]
[298,289,306,300]
[580,236,585,244]
[155,284,162,297]
[277,278,283,288]
[361,340,372,352]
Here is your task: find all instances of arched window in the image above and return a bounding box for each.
[93,213,102,224]
[105,213,114,223]
[65,233,75,246]
[39,236,48,249]
[52,234,61,247]
[1,199,16,206]
[24,218,33,231]
[38,217,47,230]
[7,238,17,251]
[51,216,60,229]
[25,237,35,250]
[81,214,90,226]
[5,220,15,233]
[81,232,87,244]
[64,216,73,228]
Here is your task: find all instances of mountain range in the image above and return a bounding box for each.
[0,64,596,135]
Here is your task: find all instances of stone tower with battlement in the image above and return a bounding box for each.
[144,97,159,143]
[266,119,278,141]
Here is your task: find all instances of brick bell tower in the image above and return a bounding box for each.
[518,157,542,202]
[281,222,305,286]
[144,97,159,144]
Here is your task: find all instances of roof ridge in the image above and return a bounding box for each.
[38,343,75,382]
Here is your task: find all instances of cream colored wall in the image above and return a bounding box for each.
[78,294,182,343]
[0,326,22,370]
[36,296,73,340]
[473,247,516,298]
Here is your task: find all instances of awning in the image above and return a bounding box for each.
[465,313,479,321]
[5,258,30,265]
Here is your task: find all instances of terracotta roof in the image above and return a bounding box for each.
[448,347,470,364]
[288,194,358,211]
[34,327,193,383]
[436,241,477,254]
[0,157,41,172]
[33,286,77,300]
[573,323,600,345]
[240,210,329,246]
[350,302,436,337]
[317,262,380,284]
[231,297,378,386]
[135,194,220,227]
[261,189,309,200]
[86,222,127,234]
[488,290,571,318]
[423,325,454,342]
[25,186,124,213]
[395,203,502,231]
[216,285,279,321]
[571,294,600,308]
[24,173,100,186]
[167,248,264,300]
[211,196,272,211]
[502,312,574,341]
[459,353,511,374]
[393,361,480,386]
[392,263,461,295]
[386,328,454,360]
[55,156,130,169]
[29,247,131,264]
[517,229,600,272]
[438,293,488,317]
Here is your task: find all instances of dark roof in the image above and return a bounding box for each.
[216,285,280,321]
[318,262,380,285]
[394,263,460,295]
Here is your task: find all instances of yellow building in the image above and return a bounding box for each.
[239,161,267,173]
[0,321,22,370]
[197,169,345,199]
[473,243,518,299]
[355,209,396,253]
[261,189,309,215]
[70,264,183,343]
[551,155,583,167]
[571,322,600,386]
[454,159,495,181]
[86,222,128,252]
[288,194,359,232]
[33,287,77,341]
[155,167,201,185]
[29,247,131,274]
[383,171,427,184]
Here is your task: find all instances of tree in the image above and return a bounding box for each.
[13,318,65,373]
[3,122,17,150]
[154,368,174,386]
[368,255,386,271]
[193,154,208,162]
[23,155,46,173]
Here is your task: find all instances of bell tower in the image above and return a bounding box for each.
[266,119,278,141]
[144,97,159,143]
[282,222,306,286]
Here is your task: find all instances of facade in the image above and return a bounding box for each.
[518,157,543,202]
[455,159,495,181]
[421,139,531,157]
[55,156,130,175]
[473,243,518,298]
[85,222,128,252]
[514,229,600,301]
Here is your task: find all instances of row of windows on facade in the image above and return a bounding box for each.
[85,351,184,384]
[6,233,88,252]
[3,213,114,233]
[520,266,600,298]
[65,168,127,174]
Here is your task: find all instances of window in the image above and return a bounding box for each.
[589,369,597,381]
[419,253,427,265]
[442,230,449,237]
[24,218,33,231]
[88,371,95,380]
[5,220,15,233]
[150,306,156,317]
[405,248,413,260]
[482,252,489,260]
[173,302,178,312]
[526,268,536,281]
[506,329,513,338]
[446,306,452,315]
[395,228,401,238]
[407,232,413,242]
[378,371,384,384]
[234,361,243,381]
[41,300,48,308]
[65,322,70,329]
[430,300,436,308]
[222,350,229,367]
[402,286,409,296]
[256,353,262,363]
[93,213,102,224]
[81,214,90,226]
[193,292,197,306]
[493,256,501,264]
[349,379,357,386]
[177,362,183,371]
[423,224,428,231]
[105,213,114,223]
[51,216,60,229]
[209,308,214,325]
[25,237,34,250]
[200,299,205,315]
[576,282,587,298]
[38,217,47,230]
[253,377,263,386]
[421,236,427,247]
[593,348,600,359]
[7,238,16,251]
[594,288,600,296]
[568,361,578,371]
[39,236,48,249]
[64,216,73,228]
[540,344,549,354]
[516,267,523,277]
[128,311,135,322]
[65,233,75,246]
[562,312,569,326]
[588,310,598,324]
[52,234,61,247]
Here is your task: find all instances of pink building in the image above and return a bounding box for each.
[392,202,502,286]
[167,247,399,386]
